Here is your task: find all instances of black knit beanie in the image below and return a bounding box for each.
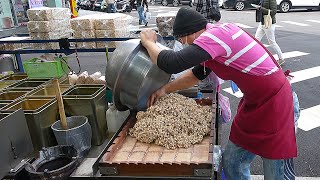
[173,8,208,38]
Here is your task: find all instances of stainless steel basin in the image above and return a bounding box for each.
[0,80,19,91]
[10,81,45,89]
[1,98,58,151]
[1,74,28,81]
[0,103,8,110]
[6,98,51,111]
[106,39,171,111]
[63,85,107,146]
[63,86,101,96]
[29,84,71,97]
[0,91,28,102]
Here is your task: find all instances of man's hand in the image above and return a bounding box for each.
[147,86,167,107]
[140,29,157,48]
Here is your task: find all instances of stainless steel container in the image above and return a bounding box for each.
[106,39,171,111]
[62,85,107,146]
[1,98,58,152]
[0,110,33,179]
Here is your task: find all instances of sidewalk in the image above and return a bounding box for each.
[0,26,28,38]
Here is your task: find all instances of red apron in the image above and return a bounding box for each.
[208,60,297,159]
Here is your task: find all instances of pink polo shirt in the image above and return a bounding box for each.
[194,23,279,76]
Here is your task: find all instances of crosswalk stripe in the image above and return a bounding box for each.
[222,51,310,98]
[298,105,320,131]
[274,24,283,28]
[281,21,311,26]
[234,23,254,29]
[290,66,320,83]
[222,88,244,98]
[273,51,309,60]
[306,20,320,23]
[153,10,166,13]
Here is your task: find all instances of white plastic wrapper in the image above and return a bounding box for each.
[30,31,72,40]
[68,74,78,85]
[27,7,71,21]
[70,17,94,30]
[156,13,176,37]
[69,72,105,84]
[76,71,89,84]
[27,20,71,33]
[76,42,96,49]
[73,30,96,38]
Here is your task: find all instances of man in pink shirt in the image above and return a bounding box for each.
[140,8,297,179]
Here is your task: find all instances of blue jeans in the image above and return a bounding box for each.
[223,141,292,180]
[137,6,147,24]
[107,4,115,13]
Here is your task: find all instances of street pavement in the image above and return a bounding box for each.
[20,5,320,178]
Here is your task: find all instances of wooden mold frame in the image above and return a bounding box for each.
[99,99,216,177]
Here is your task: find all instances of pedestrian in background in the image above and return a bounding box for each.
[194,0,221,23]
[107,0,116,13]
[136,0,148,26]
[255,0,285,65]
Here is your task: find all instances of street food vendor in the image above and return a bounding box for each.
[140,7,297,179]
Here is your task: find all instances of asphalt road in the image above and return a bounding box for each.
[20,5,320,178]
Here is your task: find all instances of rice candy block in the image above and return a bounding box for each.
[96,42,117,49]
[93,13,127,30]
[73,30,96,38]
[27,7,71,21]
[95,28,129,38]
[30,31,72,40]
[32,43,60,50]
[70,17,94,30]
[75,42,96,49]
[0,37,30,50]
[27,20,71,33]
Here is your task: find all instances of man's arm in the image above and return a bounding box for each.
[148,70,200,106]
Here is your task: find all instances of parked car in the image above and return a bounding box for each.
[277,0,320,13]
[161,0,192,6]
[223,0,260,11]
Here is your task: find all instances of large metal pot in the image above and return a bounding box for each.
[106,39,171,111]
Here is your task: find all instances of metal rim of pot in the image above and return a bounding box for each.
[24,145,79,176]
[112,43,143,111]
[107,36,170,111]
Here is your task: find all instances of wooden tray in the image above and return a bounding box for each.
[99,99,216,177]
